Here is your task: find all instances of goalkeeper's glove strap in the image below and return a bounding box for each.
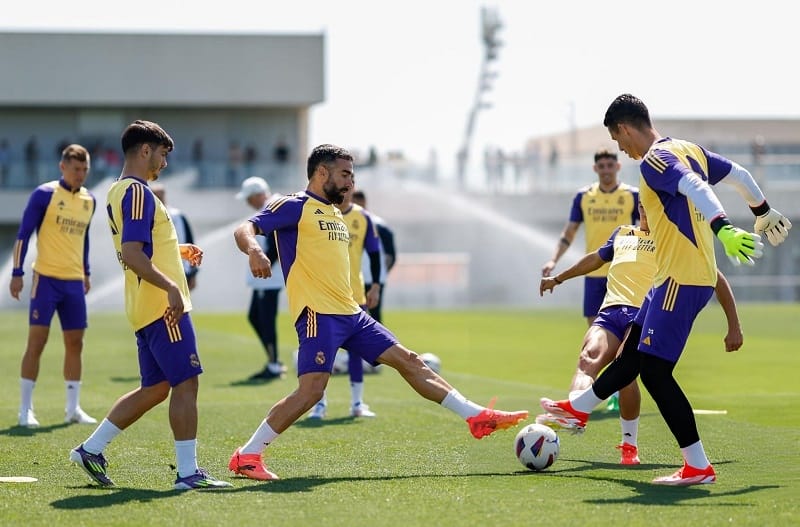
[710,215,732,235]
[749,200,770,217]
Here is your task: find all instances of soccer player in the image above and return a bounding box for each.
[537,204,743,465]
[307,184,382,419]
[541,94,791,485]
[69,120,231,490]
[235,176,287,381]
[10,144,97,427]
[541,148,639,327]
[353,189,397,324]
[228,144,528,480]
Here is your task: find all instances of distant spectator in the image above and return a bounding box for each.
[0,139,10,186]
[272,137,289,164]
[226,142,243,188]
[244,144,258,177]
[25,136,39,185]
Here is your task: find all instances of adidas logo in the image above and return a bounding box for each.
[314,209,325,214]
[642,336,651,346]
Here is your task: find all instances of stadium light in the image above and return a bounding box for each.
[457,6,503,186]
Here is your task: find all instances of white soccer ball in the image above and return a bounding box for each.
[419,352,442,374]
[332,350,350,374]
[514,423,559,471]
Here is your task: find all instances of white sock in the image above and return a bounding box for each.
[570,388,603,414]
[351,382,364,407]
[65,380,81,414]
[83,418,122,454]
[315,391,328,408]
[20,378,35,413]
[175,439,199,478]
[681,440,710,468]
[241,420,279,455]
[620,417,639,446]
[441,389,483,419]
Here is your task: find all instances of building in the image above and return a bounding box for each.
[0,30,324,195]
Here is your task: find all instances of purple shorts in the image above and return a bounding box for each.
[593,305,638,341]
[635,280,714,363]
[135,313,203,387]
[294,308,399,375]
[29,273,87,330]
[583,276,608,318]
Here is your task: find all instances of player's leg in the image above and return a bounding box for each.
[18,274,56,426]
[540,322,644,431]
[247,290,272,379]
[639,283,716,485]
[570,324,621,394]
[231,308,343,480]
[346,309,372,417]
[342,312,527,439]
[58,280,96,423]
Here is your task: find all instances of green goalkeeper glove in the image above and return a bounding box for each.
[716,225,764,266]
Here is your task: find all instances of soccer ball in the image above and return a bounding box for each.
[419,352,441,374]
[514,423,559,471]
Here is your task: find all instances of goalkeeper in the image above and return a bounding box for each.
[539,94,791,487]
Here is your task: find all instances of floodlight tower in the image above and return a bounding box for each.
[457,6,502,185]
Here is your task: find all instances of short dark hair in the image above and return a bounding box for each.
[603,94,652,131]
[61,144,90,163]
[594,148,617,163]
[121,120,174,155]
[352,190,366,201]
[306,144,354,179]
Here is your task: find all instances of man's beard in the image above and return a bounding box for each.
[323,181,345,204]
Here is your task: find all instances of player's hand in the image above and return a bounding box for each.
[541,260,556,277]
[163,284,184,328]
[180,244,204,267]
[84,276,91,294]
[724,325,743,352]
[540,277,559,296]
[248,248,272,279]
[753,208,792,246]
[366,284,381,309]
[9,276,23,300]
[716,226,763,266]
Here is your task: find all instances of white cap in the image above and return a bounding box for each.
[235,176,270,200]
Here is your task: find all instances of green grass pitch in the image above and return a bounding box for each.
[0,304,798,526]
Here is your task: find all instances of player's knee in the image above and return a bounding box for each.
[577,348,607,377]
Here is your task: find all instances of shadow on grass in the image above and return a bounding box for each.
[515,458,780,506]
[0,422,71,437]
[50,471,517,510]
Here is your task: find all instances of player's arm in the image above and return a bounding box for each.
[541,228,616,296]
[378,223,396,272]
[82,194,96,294]
[363,213,382,308]
[542,221,580,277]
[714,270,742,352]
[235,220,272,279]
[120,240,184,327]
[9,188,50,299]
[712,157,791,246]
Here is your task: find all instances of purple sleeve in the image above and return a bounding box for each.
[640,151,689,195]
[703,148,735,185]
[121,184,155,245]
[12,186,53,276]
[249,197,304,235]
[363,212,381,253]
[83,194,96,276]
[568,192,584,223]
[596,228,619,263]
